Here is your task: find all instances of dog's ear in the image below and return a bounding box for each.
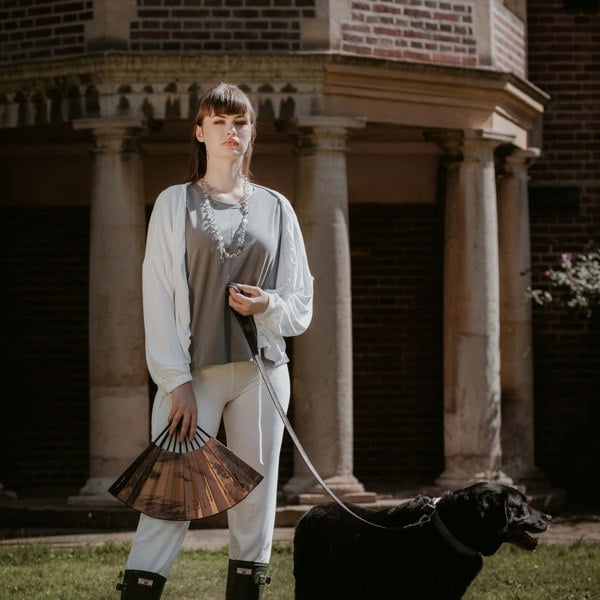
[478,490,508,527]
[476,490,509,555]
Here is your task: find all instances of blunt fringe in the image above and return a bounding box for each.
[188,83,257,182]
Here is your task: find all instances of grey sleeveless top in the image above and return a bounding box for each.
[185,182,282,370]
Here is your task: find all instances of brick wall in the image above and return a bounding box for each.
[350,203,445,488]
[528,1,599,186]
[0,201,445,493]
[0,0,530,77]
[0,0,93,63]
[341,0,478,67]
[0,0,316,62]
[527,0,600,498]
[131,0,315,53]
[493,0,526,78]
[0,206,90,493]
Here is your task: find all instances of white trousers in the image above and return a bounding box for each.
[125,361,290,577]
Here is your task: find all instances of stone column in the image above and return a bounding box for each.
[429,129,514,490]
[69,118,149,505]
[497,147,547,489]
[283,116,372,501]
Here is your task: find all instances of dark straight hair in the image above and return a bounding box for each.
[188,83,257,182]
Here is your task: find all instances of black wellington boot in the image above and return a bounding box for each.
[115,570,166,599]
[225,560,271,600]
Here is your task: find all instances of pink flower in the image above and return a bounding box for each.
[544,270,553,278]
[561,253,573,263]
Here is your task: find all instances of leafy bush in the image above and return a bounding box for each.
[528,249,600,317]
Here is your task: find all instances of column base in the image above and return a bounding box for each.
[67,476,122,507]
[434,468,514,492]
[507,464,550,492]
[282,473,377,505]
[502,466,566,512]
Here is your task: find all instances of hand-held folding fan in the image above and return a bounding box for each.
[109,424,263,521]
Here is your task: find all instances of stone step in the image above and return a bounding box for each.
[0,487,565,534]
[0,494,388,532]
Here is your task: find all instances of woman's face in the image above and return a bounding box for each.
[195,112,253,166]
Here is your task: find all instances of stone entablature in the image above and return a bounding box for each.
[0,53,548,150]
[0,54,323,128]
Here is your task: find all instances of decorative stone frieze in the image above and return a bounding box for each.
[0,54,548,153]
[0,55,325,129]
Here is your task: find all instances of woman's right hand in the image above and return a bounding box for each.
[168,382,198,441]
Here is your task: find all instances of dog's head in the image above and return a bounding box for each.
[437,482,552,557]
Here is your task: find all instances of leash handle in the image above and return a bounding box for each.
[227,284,385,530]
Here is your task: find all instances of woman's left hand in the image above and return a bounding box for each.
[228,283,269,316]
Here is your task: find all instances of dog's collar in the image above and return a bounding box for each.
[430,509,479,557]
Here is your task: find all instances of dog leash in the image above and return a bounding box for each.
[227,284,387,531]
[228,287,482,550]
[227,283,479,557]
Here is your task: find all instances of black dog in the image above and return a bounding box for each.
[293,482,551,600]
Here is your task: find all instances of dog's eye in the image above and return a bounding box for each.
[510,502,528,520]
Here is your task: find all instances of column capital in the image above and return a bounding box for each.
[290,116,365,155]
[425,128,515,161]
[73,117,146,154]
[496,147,540,179]
[503,146,540,167]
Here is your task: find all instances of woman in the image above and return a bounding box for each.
[117,83,313,599]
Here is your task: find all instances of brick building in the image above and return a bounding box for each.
[0,0,598,505]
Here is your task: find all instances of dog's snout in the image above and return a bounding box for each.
[530,506,552,522]
[536,509,552,523]
[534,510,552,532]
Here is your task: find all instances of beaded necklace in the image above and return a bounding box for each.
[198,177,252,261]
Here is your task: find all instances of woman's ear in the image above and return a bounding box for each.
[195,124,204,142]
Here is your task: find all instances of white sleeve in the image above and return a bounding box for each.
[142,189,192,393]
[253,193,314,341]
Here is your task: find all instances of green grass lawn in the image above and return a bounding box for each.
[0,540,598,599]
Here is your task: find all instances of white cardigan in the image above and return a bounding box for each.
[142,184,314,393]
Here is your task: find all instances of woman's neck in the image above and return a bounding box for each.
[202,160,244,194]
[199,161,250,204]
